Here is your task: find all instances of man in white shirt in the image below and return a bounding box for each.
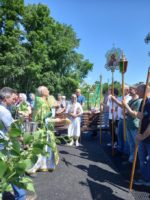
[107,88,119,147]
[117,85,131,155]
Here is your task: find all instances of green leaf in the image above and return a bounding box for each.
[33,142,45,149]
[0,161,7,178]
[18,102,28,112]
[16,159,33,171]
[9,123,22,137]
[20,177,35,192]
[12,139,21,154]
[0,152,6,160]
[17,162,26,170]
[20,176,33,183]
[26,182,35,192]
[32,147,43,155]
[23,159,33,170]
[33,130,44,140]
[23,133,34,144]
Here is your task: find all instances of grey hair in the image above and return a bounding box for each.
[37,86,47,97]
[19,93,27,101]
[0,87,15,100]
[71,94,77,98]
[62,96,66,99]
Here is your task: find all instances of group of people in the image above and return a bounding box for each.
[0,86,85,200]
[1,82,149,200]
[103,83,150,186]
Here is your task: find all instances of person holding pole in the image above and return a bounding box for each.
[110,84,141,163]
[105,46,122,155]
[122,83,150,186]
[117,85,131,155]
[106,88,119,148]
[101,87,111,128]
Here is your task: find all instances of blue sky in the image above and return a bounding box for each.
[25,0,150,85]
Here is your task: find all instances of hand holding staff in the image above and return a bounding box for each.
[129,67,150,191]
[119,53,128,142]
[111,70,115,156]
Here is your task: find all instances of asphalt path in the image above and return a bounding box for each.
[32,133,135,200]
[3,131,150,200]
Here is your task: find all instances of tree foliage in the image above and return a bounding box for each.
[0,1,93,96]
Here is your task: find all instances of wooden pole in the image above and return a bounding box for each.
[129,67,150,191]
[87,88,90,110]
[100,75,103,144]
[111,70,115,156]
[122,71,126,141]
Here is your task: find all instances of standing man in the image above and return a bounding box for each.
[76,89,85,107]
[107,88,119,147]
[112,84,142,163]
[0,87,26,200]
[123,84,150,185]
[117,85,131,155]
[0,87,36,200]
[101,87,112,128]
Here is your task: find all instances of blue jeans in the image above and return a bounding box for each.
[117,119,129,154]
[138,141,150,181]
[126,127,138,162]
[104,112,109,126]
[12,185,26,200]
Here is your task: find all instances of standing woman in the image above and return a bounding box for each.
[17,93,32,121]
[66,94,83,146]
[29,86,59,173]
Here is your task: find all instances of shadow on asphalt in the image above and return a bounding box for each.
[79,131,150,198]
[87,179,125,200]
[60,131,150,199]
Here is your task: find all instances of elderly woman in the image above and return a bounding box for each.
[66,94,83,146]
[17,93,32,121]
[28,86,59,173]
[56,94,66,114]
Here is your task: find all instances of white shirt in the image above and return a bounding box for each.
[66,101,83,116]
[118,94,132,119]
[107,96,118,120]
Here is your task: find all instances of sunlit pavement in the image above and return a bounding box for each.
[32,131,150,200]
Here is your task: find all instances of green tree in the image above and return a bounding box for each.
[0,2,93,95]
[0,0,27,89]
[22,3,93,95]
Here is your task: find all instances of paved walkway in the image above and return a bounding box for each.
[33,133,136,200]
